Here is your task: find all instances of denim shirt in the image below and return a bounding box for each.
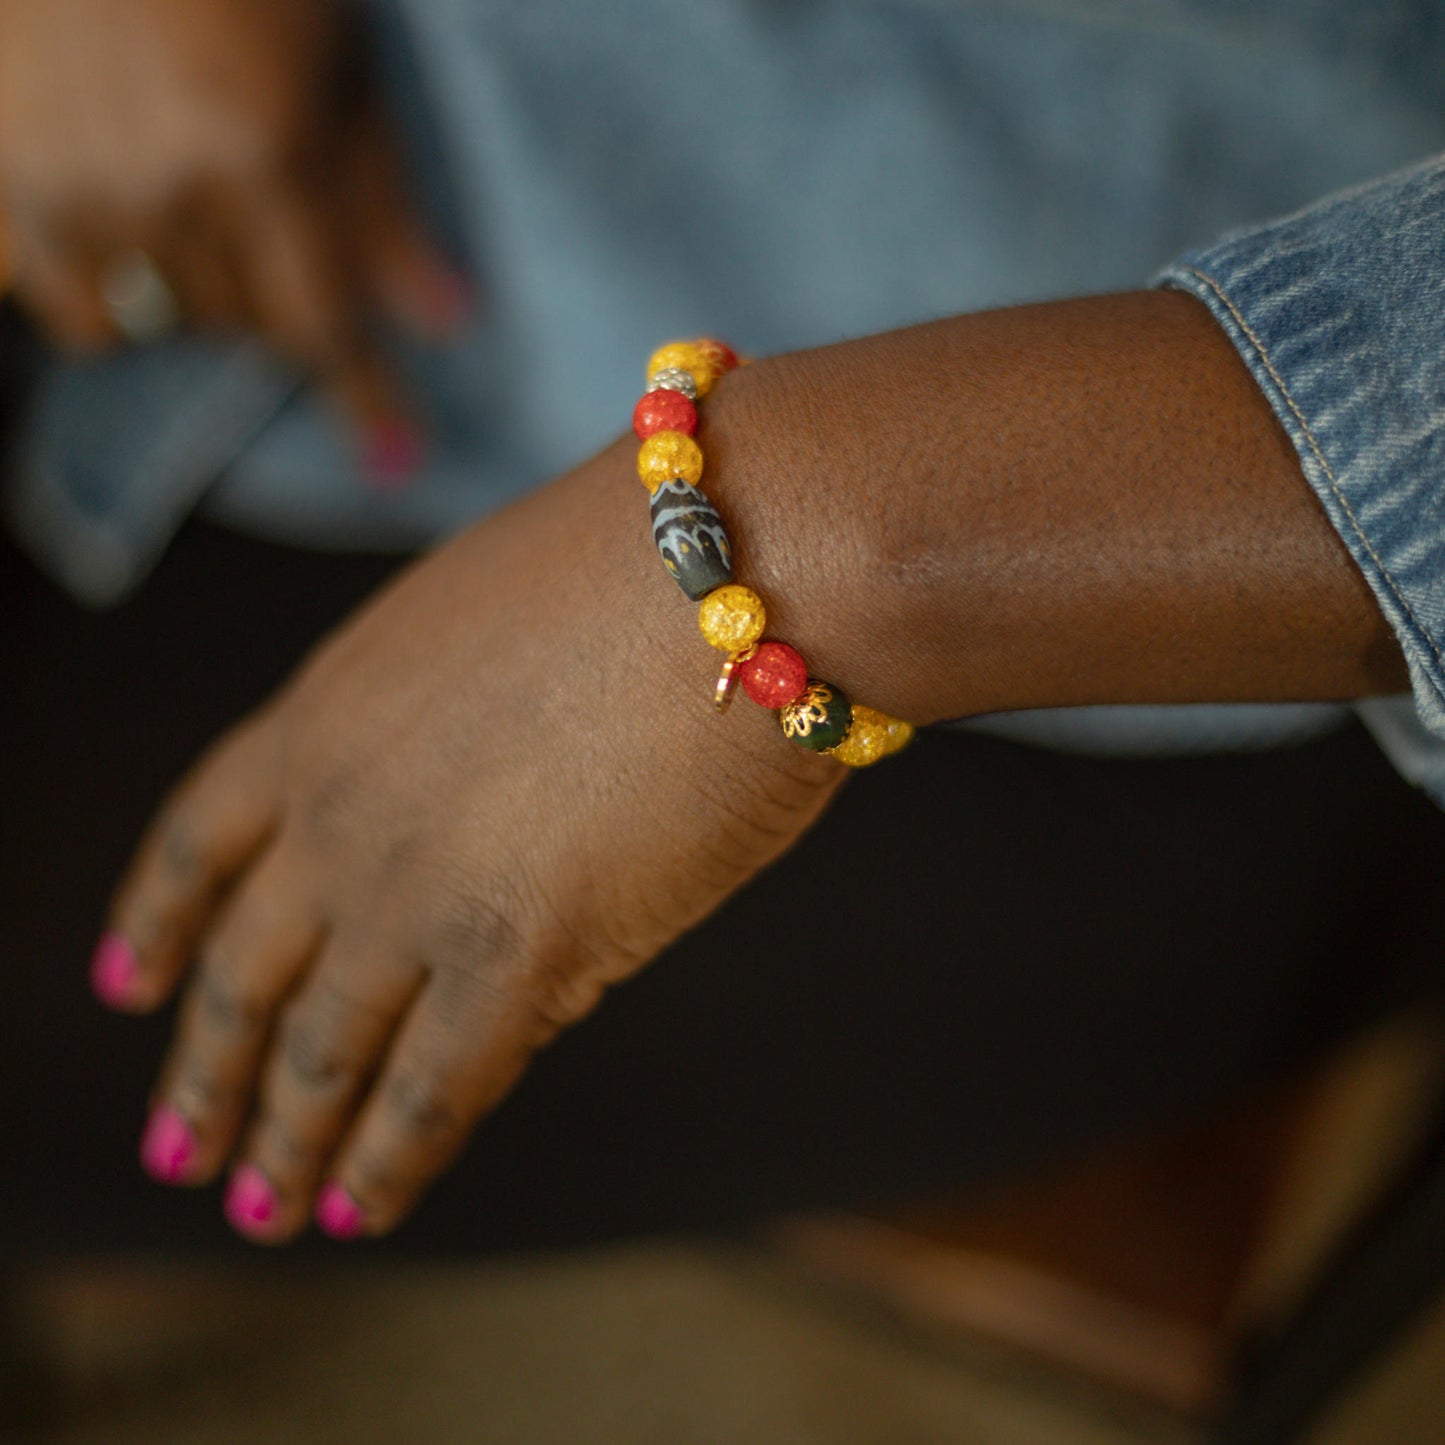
[7,0,1445,799]
[1158,155,1445,804]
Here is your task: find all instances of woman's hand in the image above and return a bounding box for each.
[92,294,1406,1241]
[95,410,845,1241]
[0,0,468,468]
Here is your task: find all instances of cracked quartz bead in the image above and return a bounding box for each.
[738,642,808,709]
[650,479,734,600]
[633,388,698,440]
[698,584,766,653]
[646,366,698,400]
[780,680,853,752]
[883,716,916,754]
[648,341,719,396]
[637,430,704,493]
[693,338,741,376]
[826,705,897,766]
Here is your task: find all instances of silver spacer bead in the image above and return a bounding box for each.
[646,366,698,399]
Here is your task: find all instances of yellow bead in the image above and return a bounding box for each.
[827,708,889,767]
[883,716,916,755]
[637,431,704,493]
[698,585,766,653]
[648,341,720,397]
[827,706,915,767]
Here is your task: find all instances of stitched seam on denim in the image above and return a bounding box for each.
[1177,264,1445,674]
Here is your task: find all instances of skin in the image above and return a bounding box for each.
[0,0,468,445]
[98,290,1408,1242]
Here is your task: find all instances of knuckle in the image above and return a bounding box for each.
[254,1115,323,1175]
[120,903,172,960]
[346,1148,408,1211]
[279,1012,355,1093]
[170,1062,243,1119]
[159,812,210,886]
[525,956,607,1039]
[383,1072,463,1141]
[379,828,424,878]
[195,952,271,1037]
[430,874,528,973]
[299,763,367,846]
[432,957,511,1020]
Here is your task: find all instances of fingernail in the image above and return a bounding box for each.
[225,1165,278,1236]
[315,1181,366,1241]
[361,417,426,491]
[90,933,138,1007]
[140,1105,196,1184]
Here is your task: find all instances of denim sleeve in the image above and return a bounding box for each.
[1156,153,1445,807]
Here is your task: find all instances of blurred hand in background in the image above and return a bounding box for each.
[0,0,472,477]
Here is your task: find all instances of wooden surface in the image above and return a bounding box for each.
[773,1011,1445,1417]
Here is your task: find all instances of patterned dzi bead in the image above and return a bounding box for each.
[650,479,734,601]
[780,680,853,752]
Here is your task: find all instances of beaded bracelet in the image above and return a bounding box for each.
[632,338,914,768]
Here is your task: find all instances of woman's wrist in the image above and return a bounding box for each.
[694,292,1407,729]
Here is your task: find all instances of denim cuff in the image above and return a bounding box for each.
[1156,152,1445,806]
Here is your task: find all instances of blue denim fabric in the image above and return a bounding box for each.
[1158,155,1445,803]
[6,1,1445,777]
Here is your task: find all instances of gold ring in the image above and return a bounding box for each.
[101,249,179,344]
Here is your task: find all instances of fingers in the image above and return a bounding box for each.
[345,107,474,339]
[240,181,423,484]
[9,222,118,351]
[140,875,548,1242]
[163,218,248,335]
[222,944,425,1240]
[98,716,280,1012]
[362,199,474,342]
[314,975,536,1239]
[224,957,540,1243]
[5,136,449,481]
[140,844,325,1185]
[145,923,531,1244]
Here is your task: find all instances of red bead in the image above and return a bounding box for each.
[633,389,698,439]
[695,338,741,374]
[738,642,809,709]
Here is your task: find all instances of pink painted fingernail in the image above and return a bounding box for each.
[361,417,426,491]
[90,933,138,1008]
[315,1181,366,1241]
[225,1165,278,1236]
[140,1105,196,1185]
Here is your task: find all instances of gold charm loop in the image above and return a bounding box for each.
[713,645,757,713]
